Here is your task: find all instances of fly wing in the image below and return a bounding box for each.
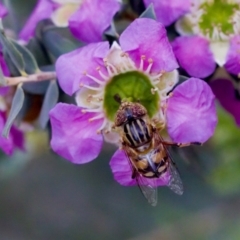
[122,146,158,206]
[135,172,158,207]
[167,159,184,195]
[155,134,184,195]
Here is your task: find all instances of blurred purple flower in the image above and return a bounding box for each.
[50,18,217,187]
[146,0,240,78]
[210,79,240,126]
[0,54,25,155]
[0,2,7,18]
[143,0,191,26]
[0,110,25,155]
[19,0,120,44]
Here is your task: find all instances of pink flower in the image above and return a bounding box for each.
[145,0,240,78]
[19,0,120,44]
[210,78,240,127]
[0,55,25,155]
[50,18,217,188]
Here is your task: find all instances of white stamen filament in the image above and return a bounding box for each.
[80,84,102,91]
[97,68,109,81]
[84,72,104,85]
[82,108,102,113]
[89,113,104,122]
[96,118,108,134]
[107,62,119,75]
[145,59,153,74]
[139,55,146,71]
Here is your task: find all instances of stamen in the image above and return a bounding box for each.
[83,71,104,85]
[212,26,220,41]
[81,108,102,113]
[88,113,104,122]
[103,58,115,76]
[145,58,153,74]
[139,55,146,71]
[80,83,102,91]
[96,118,108,134]
[107,62,118,75]
[152,72,163,81]
[151,87,158,94]
[97,67,109,81]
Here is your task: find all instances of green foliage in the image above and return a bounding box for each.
[208,107,240,195]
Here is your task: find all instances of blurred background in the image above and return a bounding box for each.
[1,107,240,240]
[1,0,240,239]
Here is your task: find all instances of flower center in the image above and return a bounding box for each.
[103,71,159,121]
[190,0,240,41]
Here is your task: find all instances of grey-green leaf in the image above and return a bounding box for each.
[0,64,6,85]
[139,4,156,20]
[0,31,26,75]
[42,30,78,58]
[104,22,119,40]
[2,85,24,137]
[38,80,59,129]
[10,39,40,74]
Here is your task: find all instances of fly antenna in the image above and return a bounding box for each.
[114,94,122,104]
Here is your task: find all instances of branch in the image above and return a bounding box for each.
[4,71,57,86]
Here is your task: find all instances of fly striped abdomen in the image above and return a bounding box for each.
[134,143,169,178]
[123,118,151,148]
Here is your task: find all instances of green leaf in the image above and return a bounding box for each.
[139,4,156,20]
[2,85,24,137]
[38,80,59,129]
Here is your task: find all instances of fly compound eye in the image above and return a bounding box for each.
[114,109,126,126]
[131,103,147,117]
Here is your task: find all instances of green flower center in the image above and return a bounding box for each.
[103,71,159,121]
[199,0,239,39]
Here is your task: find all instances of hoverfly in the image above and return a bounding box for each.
[113,96,199,206]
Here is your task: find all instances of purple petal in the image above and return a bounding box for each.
[0,52,10,76]
[172,36,216,78]
[11,125,25,151]
[224,36,240,76]
[0,87,9,96]
[49,103,103,164]
[0,2,8,18]
[56,42,109,96]
[110,149,171,186]
[110,149,136,186]
[0,111,24,155]
[166,78,217,143]
[18,0,55,43]
[143,0,191,26]
[210,79,240,126]
[69,0,120,43]
[120,18,178,73]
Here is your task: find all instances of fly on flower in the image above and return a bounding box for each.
[113,96,200,206]
[50,18,217,206]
